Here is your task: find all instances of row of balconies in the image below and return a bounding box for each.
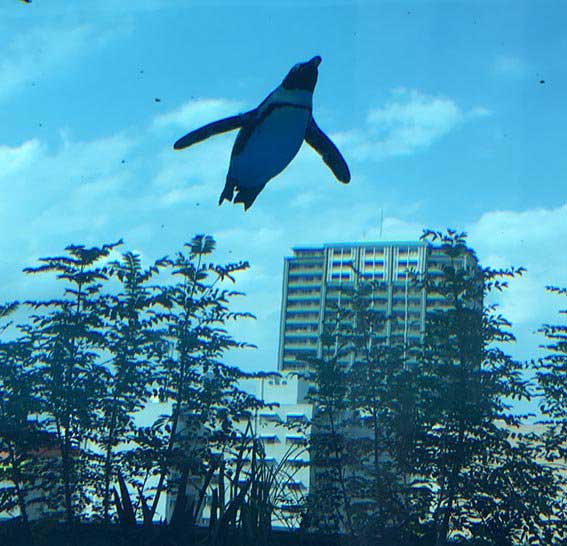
[287,290,321,299]
[287,302,320,310]
[288,272,323,280]
[285,312,320,321]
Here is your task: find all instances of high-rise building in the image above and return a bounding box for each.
[277,241,478,371]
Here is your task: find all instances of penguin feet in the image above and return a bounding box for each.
[233,185,265,211]
[218,179,236,205]
[219,178,264,210]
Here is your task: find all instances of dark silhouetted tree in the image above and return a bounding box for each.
[303,268,430,543]
[23,241,122,528]
[92,251,169,524]
[0,301,40,543]
[415,229,558,545]
[123,235,259,526]
[302,229,561,545]
[535,286,567,542]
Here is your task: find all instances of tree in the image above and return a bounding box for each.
[345,281,431,543]
[0,301,40,542]
[93,251,168,524]
[303,267,430,543]
[414,229,558,545]
[122,234,259,526]
[301,229,561,545]
[0,234,268,546]
[23,241,122,527]
[301,349,355,537]
[535,286,567,542]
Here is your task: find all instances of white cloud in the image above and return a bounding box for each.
[338,89,490,161]
[468,203,567,355]
[153,98,245,131]
[149,98,247,207]
[290,191,317,208]
[492,54,529,79]
[469,106,492,118]
[469,204,567,277]
[0,133,136,285]
[0,139,41,175]
[153,136,232,186]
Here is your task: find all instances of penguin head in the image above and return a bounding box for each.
[282,56,322,92]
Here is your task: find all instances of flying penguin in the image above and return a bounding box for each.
[173,56,350,210]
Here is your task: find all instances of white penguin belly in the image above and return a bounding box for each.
[229,107,311,188]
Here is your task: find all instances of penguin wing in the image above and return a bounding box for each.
[304,118,351,184]
[173,111,255,150]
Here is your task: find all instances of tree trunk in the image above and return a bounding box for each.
[102,404,118,524]
[8,443,34,546]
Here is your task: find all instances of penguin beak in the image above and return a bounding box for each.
[308,56,322,68]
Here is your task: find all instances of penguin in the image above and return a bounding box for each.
[173,56,350,210]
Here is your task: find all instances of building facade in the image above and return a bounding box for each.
[277,241,478,371]
[166,373,313,530]
[238,373,313,528]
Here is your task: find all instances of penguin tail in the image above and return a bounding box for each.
[218,178,236,206]
[233,185,265,211]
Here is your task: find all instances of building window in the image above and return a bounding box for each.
[260,435,280,444]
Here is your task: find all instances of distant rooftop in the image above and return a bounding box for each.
[292,240,429,252]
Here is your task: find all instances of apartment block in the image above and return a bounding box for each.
[278,241,478,371]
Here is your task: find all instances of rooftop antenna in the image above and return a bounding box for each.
[379,208,384,239]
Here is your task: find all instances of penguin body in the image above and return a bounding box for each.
[222,87,313,206]
[174,56,350,210]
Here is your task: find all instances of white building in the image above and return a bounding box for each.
[239,372,312,528]
[166,372,314,529]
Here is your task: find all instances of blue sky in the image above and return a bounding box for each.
[1,0,567,376]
